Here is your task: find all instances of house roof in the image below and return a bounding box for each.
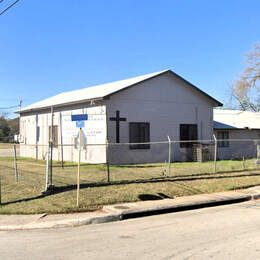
[20,69,222,113]
[214,109,260,130]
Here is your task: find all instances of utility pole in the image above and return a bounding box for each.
[18,99,22,143]
[213,134,217,173]
[19,99,22,112]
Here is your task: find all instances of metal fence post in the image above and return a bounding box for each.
[0,176,1,206]
[59,111,64,169]
[213,134,217,173]
[45,144,50,191]
[256,143,260,167]
[106,140,110,182]
[13,144,18,182]
[167,136,171,176]
[49,105,54,187]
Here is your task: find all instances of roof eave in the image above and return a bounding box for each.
[168,71,223,107]
[18,97,104,114]
[214,127,260,130]
[105,69,223,107]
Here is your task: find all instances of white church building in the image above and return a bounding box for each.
[19,69,222,164]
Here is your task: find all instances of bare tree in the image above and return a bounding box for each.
[231,43,260,111]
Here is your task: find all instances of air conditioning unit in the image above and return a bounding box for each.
[193,143,214,162]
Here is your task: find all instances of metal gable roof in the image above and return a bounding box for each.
[20,69,222,113]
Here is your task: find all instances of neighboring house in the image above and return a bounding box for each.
[214,109,260,160]
[18,69,222,164]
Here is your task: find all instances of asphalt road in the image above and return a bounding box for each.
[0,200,260,260]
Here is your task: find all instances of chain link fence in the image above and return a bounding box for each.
[0,139,260,207]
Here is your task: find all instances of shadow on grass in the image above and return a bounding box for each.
[1,162,259,180]
[1,194,46,206]
[2,171,260,206]
[111,164,164,168]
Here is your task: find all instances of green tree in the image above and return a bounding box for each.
[0,116,11,140]
[8,117,19,135]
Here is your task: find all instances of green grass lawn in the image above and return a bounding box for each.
[0,157,260,214]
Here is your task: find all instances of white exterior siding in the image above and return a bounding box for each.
[20,102,107,163]
[20,114,38,158]
[214,129,260,160]
[106,73,214,163]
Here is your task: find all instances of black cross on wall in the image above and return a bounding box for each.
[109,110,127,143]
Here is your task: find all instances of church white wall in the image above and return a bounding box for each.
[20,101,107,164]
[106,72,216,164]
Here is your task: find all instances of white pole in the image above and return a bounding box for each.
[213,134,217,173]
[76,128,82,207]
[105,107,110,182]
[167,136,171,176]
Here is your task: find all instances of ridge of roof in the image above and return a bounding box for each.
[20,69,222,113]
[20,69,169,112]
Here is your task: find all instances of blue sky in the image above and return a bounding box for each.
[0,0,260,117]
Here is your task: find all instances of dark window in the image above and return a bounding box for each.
[129,122,150,149]
[49,125,58,147]
[180,124,198,148]
[217,131,229,147]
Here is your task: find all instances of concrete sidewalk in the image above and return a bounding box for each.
[0,186,260,231]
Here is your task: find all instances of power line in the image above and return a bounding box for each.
[0,105,19,110]
[0,0,21,16]
[0,99,22,110]
[0,98,21,101]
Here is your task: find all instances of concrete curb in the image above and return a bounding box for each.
[0,186,259,231]
[0,213,122,231]
[119,195,252,220]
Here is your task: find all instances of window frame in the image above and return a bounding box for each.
[217,130,229,147]
[129,122,150,150]
[179,124,198,148]
[48,125,58,148]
